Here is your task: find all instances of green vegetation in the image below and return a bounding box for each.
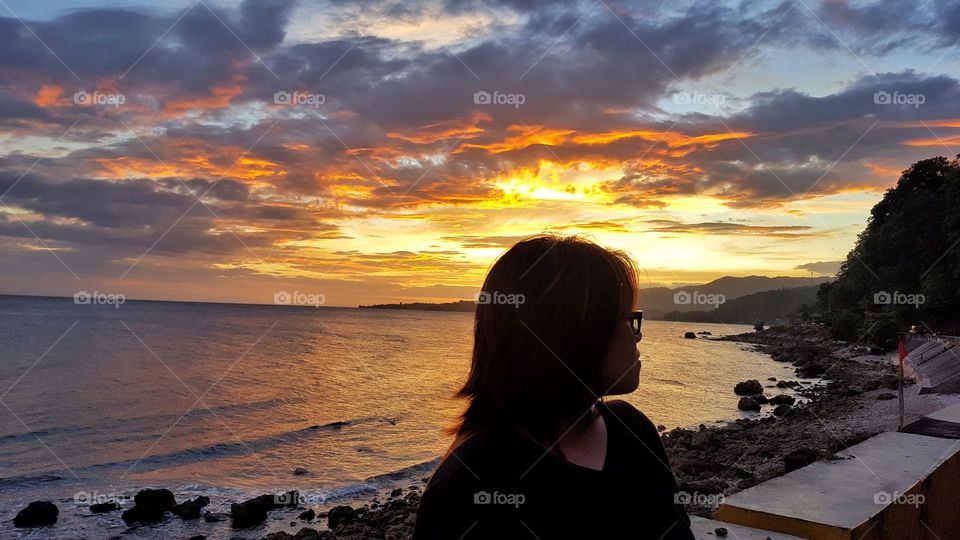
[817,156,960,347]
[660,285,820,324]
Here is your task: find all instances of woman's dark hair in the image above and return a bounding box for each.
[451,234,641,451]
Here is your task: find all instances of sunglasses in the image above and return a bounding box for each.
[630,310,643,339]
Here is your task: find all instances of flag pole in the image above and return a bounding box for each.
[898,335,906,430]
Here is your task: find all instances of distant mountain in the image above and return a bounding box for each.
[359,300,475,312]
[659,285,821,325]
[638,275,831,319]
[359,275,830,316]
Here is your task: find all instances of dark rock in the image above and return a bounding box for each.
[231,496,273,528]
[784,447,819,472]
[684,332,696,339]
[844,385,864,396]
[769,394,796,406]
[134,488,176,510]
[298,508,316,521]
[715,526,728,537]
[122,504,165,524]
[773,404,792,416]
[90,501,121,513]
[390,488,403,498]
[752,394,769,404]
[734,380,763,395]
[767,377,777,381]
[656,424,666,432]
[189,536,206,540]
[204,511,224,522]
[690,431,714,449]
[797,364,826,377]
[876,392,898,400]
[172,496,210,519]
[327,505,356,529]
[293,467,309,476]
[275,490,301,507]
[776,380,800,388]
[14,501,58,527]
[737,396,761,411]
[697,331,712,335]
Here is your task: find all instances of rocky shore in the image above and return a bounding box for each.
[11,325,957,539]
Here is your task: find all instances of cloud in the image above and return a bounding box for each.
[795,260,842,275]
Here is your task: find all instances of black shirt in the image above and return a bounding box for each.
[414,399,695,540]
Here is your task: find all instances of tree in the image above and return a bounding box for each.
[817,155,960,343]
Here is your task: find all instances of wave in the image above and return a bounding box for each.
[365,457,440,484]
[68,416,401,475]
[651,378,686,386]
[0,396,301,448]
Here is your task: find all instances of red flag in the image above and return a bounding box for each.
[899,337,907,367]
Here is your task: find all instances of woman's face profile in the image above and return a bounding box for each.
[600,312,642,395]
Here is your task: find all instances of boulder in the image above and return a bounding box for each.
[231,495,274,528]
[684,332,697,339]
[204,511,224,522]
[752,394,769,404]
[172,496,210,520]
[298,508,316,521]
[797,364,826,378]
[90,501,121,513]
[784,447,819,472]
[773,404,792,416]
[13,501,58,527]
[122,504,165,524]
[776,380,800,388]
[737,397,761,411]
[328,505,357,529]
[134,488,176,510]
[690,431,714,449]
[734,380,763,395]
[876,392,898,400]
[292,467,310,476]
[769,394,796,406]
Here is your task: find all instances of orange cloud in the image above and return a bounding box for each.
[387,112,490,144]
[458,125,754,155]
[162,81,244,117]
[34,85,66,108]
[458,125,576,153]
[573,129,754,147]
[902,135,960,147]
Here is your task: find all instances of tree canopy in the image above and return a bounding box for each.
[817,156,960,346]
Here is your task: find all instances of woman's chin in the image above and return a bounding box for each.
[607,365,641,395]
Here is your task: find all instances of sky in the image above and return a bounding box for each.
[0,0,958,306]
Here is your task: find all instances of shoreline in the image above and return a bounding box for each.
[7,325,959,539]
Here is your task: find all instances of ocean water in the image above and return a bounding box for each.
[0,296,813,538]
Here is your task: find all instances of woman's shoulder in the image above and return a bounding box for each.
[423,429,524,491]
[600,399,661,441]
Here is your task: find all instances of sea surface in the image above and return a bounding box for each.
[0,296,815,538]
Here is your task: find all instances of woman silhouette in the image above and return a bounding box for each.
[414,235,694,539]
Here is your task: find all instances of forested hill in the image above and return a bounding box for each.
[817,156,960,346]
